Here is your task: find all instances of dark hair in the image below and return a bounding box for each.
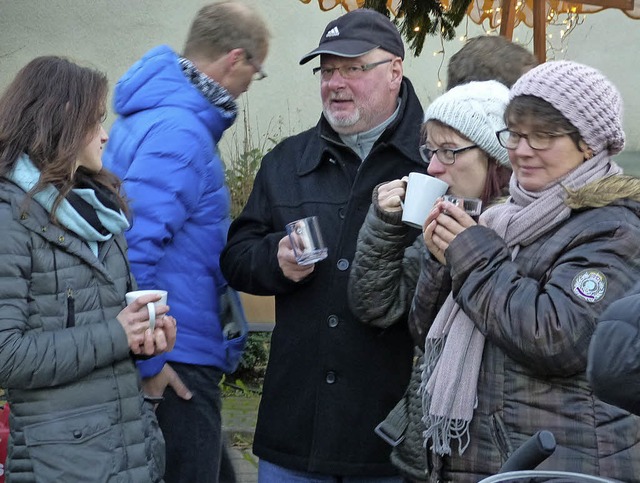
[505,95,582,149]
[184,1,270,62]
[447,36,537,90]
[0,56,128,219]
[420,119,511,206]
[480,161,511,205]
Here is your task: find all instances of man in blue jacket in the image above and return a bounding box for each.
[221,9,425,482]
[103,2,269,482]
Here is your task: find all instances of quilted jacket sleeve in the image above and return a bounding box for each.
[587,282,640,415]
[0,210,130,389]
[348,200,422,329]
[447,212,640,377]
[121,128,204,289]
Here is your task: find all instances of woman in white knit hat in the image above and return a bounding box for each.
[348,79,512,482]
[412,60,640,481]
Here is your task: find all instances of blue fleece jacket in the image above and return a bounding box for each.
[104,45,239,376]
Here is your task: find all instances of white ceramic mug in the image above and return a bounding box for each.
[401,173,449,229]
[125,290,168,331]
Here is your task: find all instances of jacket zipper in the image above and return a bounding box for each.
[66,288,75,328]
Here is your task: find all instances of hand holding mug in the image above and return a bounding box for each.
[423,199,478,264]
[277,235,315,282]
[139,313,177,356]
[401,173,448,228]
[119,291,170,354]
[377,178,408,213]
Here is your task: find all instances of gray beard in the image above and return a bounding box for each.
[323,109,360,134]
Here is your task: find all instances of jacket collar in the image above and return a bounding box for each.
[0,179,120,281]
[298,77,424,176]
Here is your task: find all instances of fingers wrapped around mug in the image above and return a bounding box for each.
[377,178,407,213]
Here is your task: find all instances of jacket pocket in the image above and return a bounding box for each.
[142,398,165,482]
[489,411,514,462]
[24,407,115,483]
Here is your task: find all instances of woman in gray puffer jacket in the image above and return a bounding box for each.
[0,56,176,482]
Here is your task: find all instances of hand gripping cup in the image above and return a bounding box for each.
[125,290,168,331]
[286,216,328,265]
[401,173,449,229]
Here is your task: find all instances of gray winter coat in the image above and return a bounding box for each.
[0,179,165,482]
[410,175,640,481]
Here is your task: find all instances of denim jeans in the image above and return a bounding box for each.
[156,362,235,483]
[258,459,403,483]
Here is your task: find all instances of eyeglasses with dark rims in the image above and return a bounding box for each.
[496,128,578,151]
[419,144,478,165]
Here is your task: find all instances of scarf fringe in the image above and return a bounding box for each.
[420,336,472,456]
[421,413,471,456]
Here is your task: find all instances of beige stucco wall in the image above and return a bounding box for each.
[1,0,639,161]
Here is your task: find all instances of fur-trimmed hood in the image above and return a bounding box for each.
[566,174,640,210]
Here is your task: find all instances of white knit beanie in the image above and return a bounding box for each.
[424,80,510,166]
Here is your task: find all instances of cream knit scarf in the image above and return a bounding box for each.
[420,151,621,456]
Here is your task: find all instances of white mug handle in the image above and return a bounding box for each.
[147,302,156,331]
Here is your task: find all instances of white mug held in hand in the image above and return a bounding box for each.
[401,173,449,229]
[286,216,328,265]
[125,290,168,331]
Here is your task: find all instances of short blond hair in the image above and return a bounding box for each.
[183,1,270,61]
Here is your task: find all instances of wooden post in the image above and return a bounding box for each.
[499,0,516,39]
[533,0,547,63]
[497,0,634,64]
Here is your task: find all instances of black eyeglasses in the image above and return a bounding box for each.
[312,59,393,81]
[419,144,478,165]
[245,54,267,81]
[496,128,578,151]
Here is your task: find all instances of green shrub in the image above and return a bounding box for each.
[226,332,271,393]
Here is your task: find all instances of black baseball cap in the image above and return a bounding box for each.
[299,9,404,65]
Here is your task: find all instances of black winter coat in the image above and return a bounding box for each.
[220,78,426,476]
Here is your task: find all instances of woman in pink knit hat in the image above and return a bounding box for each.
[410,60,640,481]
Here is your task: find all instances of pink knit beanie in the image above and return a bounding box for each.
[510,60,625,155]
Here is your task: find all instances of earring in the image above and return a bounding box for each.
[584,149,594,160]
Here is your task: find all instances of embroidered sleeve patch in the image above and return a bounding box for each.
[572,269,607,303]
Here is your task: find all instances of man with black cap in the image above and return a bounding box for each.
[221,9,426,481]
